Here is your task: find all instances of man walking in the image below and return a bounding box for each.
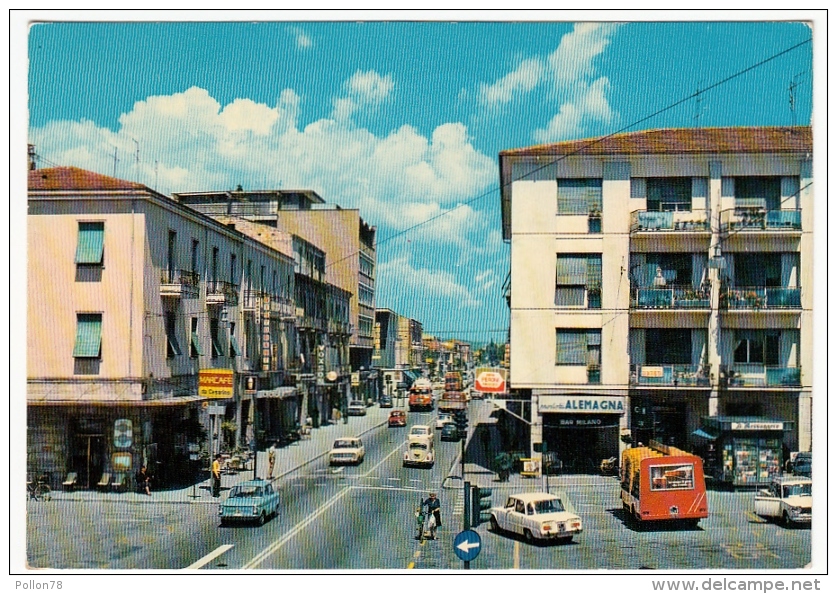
[212,454,222,497]
[267,442,277,479]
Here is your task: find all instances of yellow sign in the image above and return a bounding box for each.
[641,366,664,378]
[198,369,234,398]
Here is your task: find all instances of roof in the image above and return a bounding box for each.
[499,126,812,157]
[508,492,563,503]
[29,166,152,192]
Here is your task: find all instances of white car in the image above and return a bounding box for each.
[409,425,434,445]
[435,413,453,430]
[489,491,583,543]
[328,437,365,465]
[403,439,435,468]
[754,475,812,526]
[347,400,367,416]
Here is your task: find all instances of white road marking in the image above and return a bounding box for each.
[386,477,401,482]
[244,438,407,569]
[186,544,234,569]
[514,541,520,569]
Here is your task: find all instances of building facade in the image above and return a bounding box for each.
[500,127,813,478]
[28,167,297,490]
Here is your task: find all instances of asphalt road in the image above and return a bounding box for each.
[26,402,811,570]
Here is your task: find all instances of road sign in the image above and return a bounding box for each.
[453,530,482,562]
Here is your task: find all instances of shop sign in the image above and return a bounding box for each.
[730,421,783,431]
[244,375,258,394]
[316,345,326,384]
[641,366,664,378]
[351,372,360,386]
[540,395,626,413]
[555,415,619,427]
[198,369,234,398]
[474,367,507,393]
[113,419,133,448]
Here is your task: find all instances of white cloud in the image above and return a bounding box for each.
[546,22,618,89]
[331,70,394,121]
[533,77,615,142]
[30,86,495,249]
[479,57,545,107]
[289,26,313,49]
[378,255,480,308]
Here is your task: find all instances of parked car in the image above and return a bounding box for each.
[347,400,367,416]
[403,438,435,468]
[440,422,460,442]
[219,479,280,526]
[788,451,812,478]
[489,491,583,544]
[754,475,812,526]
[435,413,452,430]
[379,395,393,408]
[388,410,407,427]
[329,437,366,465]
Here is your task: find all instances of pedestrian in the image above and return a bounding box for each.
[422,492,442,537]
[136,465,152,496]
[267,442,277,478]
[212,454,222,497]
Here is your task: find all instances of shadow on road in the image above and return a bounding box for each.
[607,507,705,533]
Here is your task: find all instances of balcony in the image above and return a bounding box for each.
[720,364,801,388]
[630,364,711,387]
[720,286,801,310]
[719,208,801,233]
[160,269,200,298]
[242,290,265,312]
[630,285,710,309]
[206,280,239,306]
[630,209,709,233]
[270,295,296,319]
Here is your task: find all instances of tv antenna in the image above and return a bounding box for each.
[788,72,806,127]
[109,145,119,177]
[693,80,707,124]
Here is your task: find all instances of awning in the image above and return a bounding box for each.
[73,315,102,358]
[402,370,418,385]
[692,428,718,440]
[75,222,104,264]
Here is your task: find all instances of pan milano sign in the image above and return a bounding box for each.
[539,395,626,414]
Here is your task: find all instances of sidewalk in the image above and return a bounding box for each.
[49,404,391,505]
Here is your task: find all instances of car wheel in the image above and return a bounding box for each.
[782,511,791,527]
[257,512,266,527]
[219,519,227,527]
[523,529,535,544]
[489,516,500,533]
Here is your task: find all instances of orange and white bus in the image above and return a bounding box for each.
[620,440,708,526]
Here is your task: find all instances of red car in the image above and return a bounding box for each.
[388,410,407,427]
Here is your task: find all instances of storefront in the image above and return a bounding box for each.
[538,394,626,473]
[694,416,789,487]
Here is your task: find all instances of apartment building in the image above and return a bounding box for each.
[500,127,812,483]
[27,167,297,489]
[175,190,379,404]
[373,309,423,393]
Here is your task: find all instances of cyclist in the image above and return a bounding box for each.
[422,492,441,538]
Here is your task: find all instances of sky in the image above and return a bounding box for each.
[24,17,814,344]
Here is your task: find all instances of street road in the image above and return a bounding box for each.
[26,402,811,570]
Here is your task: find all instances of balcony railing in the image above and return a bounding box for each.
[630,285,710,309]
[160,269,200,297]
[720,364,801,388]
[630,364,711,387]
[242,289,264,311]
[719,286,801,310]
[630,209,709,233]
[719,208,801,232]
[206,280,239,305]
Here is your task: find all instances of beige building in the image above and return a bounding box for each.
[175,191,379,403]
[28,167,297,489]
[500,127,812,483]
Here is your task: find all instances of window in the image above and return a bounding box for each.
[167,230,177,279]
[645,329,691,364]
[211,247,219,285]
[190,317,202,358]
[73,313,102,358]
[75,222,105,265]
[557,179,602,215]
[210,317,224,358]
[165,311,182,358]
[734,177,781,210]
[734,331,779,365]
[230,322,240,357]
[555,254,601,308]
[191,239,199,274]
[646,178,692,212]
[556,329,600,366]
[230,254,237,286]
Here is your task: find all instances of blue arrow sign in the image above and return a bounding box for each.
[453,529,482,562]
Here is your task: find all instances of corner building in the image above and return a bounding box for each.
[500,127,812,475]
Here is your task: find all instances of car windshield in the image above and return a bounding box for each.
[230,486,260,498]
[350,402,363,407]
[410,443,428,450]
[532,498,565,514]
[410,427,428,435]
[334,440,357,448]
[783,483,812,497]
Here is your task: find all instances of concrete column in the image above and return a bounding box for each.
[530,392,542,464]
[798,393,812,451]
[707,161,723,419]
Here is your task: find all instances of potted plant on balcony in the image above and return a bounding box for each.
[745,291,764,308]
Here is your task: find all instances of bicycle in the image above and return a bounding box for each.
[27,475,52,501]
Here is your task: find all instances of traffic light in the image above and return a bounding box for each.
[454,409,468,432]
[471,486,493,527]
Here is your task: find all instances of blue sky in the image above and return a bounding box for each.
[26,19,814,344]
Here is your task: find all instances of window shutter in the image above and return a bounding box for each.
[556,256,588,285]
[73,314,102,358]
[556,331,587,365]
[75,222,105,264]
[587,256,602,290]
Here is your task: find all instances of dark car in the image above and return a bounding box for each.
[380,395,393,408]
[440,422,460,442]
[790,452,812,477]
